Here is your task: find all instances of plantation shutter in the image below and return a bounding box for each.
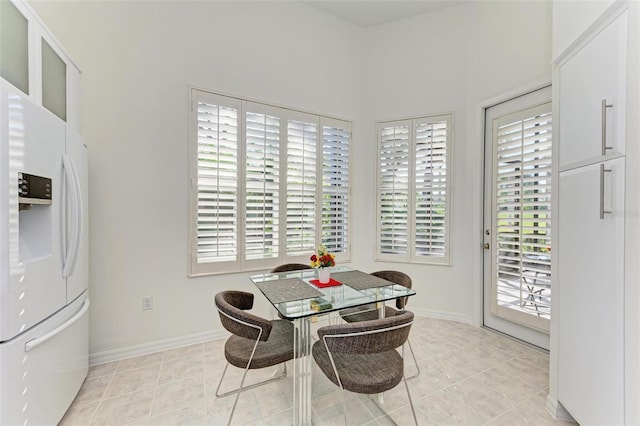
[194,93,239,267]
[286,113,318,256]
[494,103,552,313]
[378,121,410,256]
[190,89,352,275]
[414,116,450,261]
[244,103,281,260]
[321,118,351,256]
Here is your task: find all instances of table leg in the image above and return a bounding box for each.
[293,317,313,426]
[377,301,385,404]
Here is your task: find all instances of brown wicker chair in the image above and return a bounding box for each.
[339,270,420,379]
[269,263,312,273]
[312,310,418,425]
[214,291,294,425]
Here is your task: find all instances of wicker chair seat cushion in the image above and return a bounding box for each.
[312,342,403,394]
[224,319,294,369]
[339,305,398,323]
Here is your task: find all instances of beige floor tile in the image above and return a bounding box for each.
[58,401,99,426]
[149,401,206,426]
[91,390,154,426]
[105,364,162,398]
[444,377,514,419]
[118,352,164,373]
[473,367,541,403]
[65,317,560,425]
[151,375,205,417]
[163,343,204,364]
[415,389,488,425]
[87,361,120,380]
[158,355,204,385]
[72,375,112,406]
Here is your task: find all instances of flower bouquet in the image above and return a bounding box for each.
[310,245,335,283]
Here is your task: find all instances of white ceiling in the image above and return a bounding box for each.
[305,0,468,27]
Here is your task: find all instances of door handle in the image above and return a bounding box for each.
[600,164,612,219]
[601,99,613,155]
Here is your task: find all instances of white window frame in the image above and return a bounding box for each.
[189,88,351,276]
[376,113,452,265]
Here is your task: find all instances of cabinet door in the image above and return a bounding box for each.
[559,11,627,169]
[558,158,624,425]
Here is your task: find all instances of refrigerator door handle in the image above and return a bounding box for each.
[62,154,82,278]
[24,298,90,352]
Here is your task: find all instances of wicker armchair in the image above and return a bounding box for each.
[214,290,294,425]
[312,310,418,425]
[339,270,420,378]
[269,263,312,273]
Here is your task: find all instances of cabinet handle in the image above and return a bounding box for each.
[600,164,612,219]
[601,99,614,155]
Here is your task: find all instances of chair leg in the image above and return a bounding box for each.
[340,388,349,425]
[402,345,419,425]
[226,358,254,426]
[402,375,419,425]
[215,362,288,398]
[405,339,420,380]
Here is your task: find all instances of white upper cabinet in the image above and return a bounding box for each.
[558,10,627,170]
[0,1,29,95]
[0,0,79,126]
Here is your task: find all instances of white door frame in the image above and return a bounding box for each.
[472,77,552,335]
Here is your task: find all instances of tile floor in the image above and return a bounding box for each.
[59,316,576,425]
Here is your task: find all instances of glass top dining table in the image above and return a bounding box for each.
[249,265,416,425]
[250,265,416,320]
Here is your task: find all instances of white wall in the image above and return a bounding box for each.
[552,0,617,61]
[29,0,552,361]
[29,0,366,360]
[353,1,552,322]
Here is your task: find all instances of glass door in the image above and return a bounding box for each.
[483,86,552,349]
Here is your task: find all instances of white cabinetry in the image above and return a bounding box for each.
[557,8,628,425]
[558,159,625,425]
[558,11,627,170]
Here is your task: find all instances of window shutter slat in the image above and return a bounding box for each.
[414,118,450,259]
[196,101,238,264]
[378,123,410,255]
[286,119,317,256]
[494,104,552,314]
[244,110,280,260]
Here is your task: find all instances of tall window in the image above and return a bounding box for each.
[190,90,351,276]
[376,114,452,264]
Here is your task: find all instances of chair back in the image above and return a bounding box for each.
[318,310,413,355]
[215,291,272,342]
[270,263,312,273]
[371,270,412,310]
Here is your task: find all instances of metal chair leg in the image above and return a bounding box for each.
[405,339,420,379]
[403,375,419,425]
[215,362,288,398]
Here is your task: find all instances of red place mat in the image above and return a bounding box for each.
[309,278,343,288]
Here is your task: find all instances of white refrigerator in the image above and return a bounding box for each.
[0,82,89,425]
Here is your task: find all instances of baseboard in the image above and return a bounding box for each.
[546,394,576,423]
[411,307,474,325]
[89,310,471,366]
[89,329,228,366]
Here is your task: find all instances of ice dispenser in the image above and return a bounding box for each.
[18,172,52,261]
